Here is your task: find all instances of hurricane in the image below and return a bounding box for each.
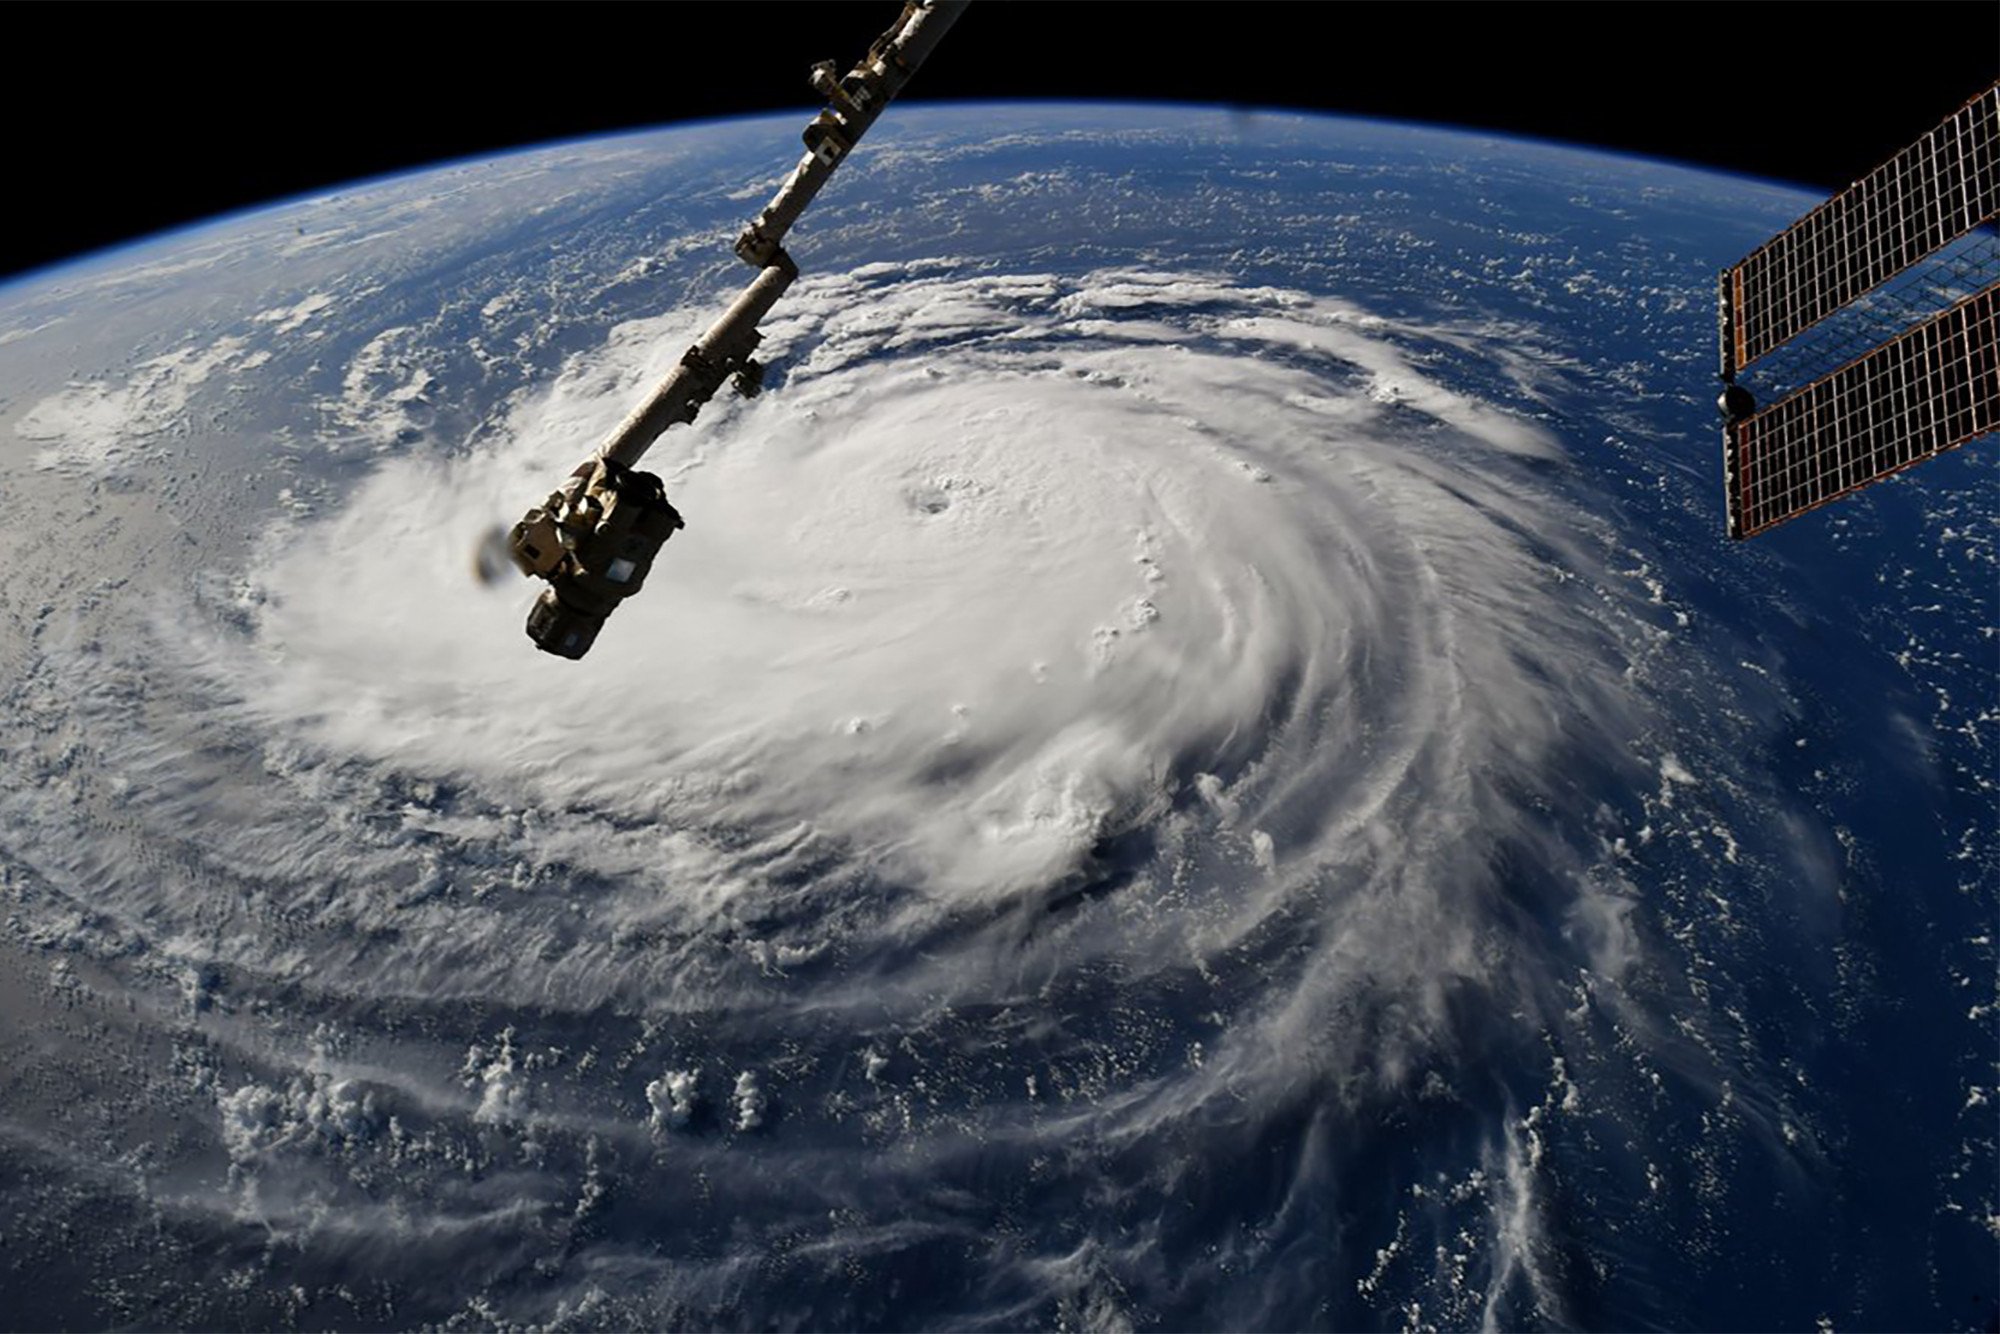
[22,264,1794,1325]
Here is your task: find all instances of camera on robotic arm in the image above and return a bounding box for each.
[507,457,685,660]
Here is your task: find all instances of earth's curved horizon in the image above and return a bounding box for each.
[5,101,1850,296]
[0,102,1991,1331]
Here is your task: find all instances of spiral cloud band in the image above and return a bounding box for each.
[18,254,1809,1329]
[223,264,1656,996]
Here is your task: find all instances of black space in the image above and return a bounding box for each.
[7,1,1995,284]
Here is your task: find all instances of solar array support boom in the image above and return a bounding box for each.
[506,1,970,657]
[1717,81,1999,539]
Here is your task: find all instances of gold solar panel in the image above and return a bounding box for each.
[1719,82,2000,539]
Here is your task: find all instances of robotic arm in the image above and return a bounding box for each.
[506,0,970,659]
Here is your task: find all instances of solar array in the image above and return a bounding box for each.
[1719,82,2000,539]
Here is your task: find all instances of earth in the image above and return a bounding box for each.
[0,104,1992,1332]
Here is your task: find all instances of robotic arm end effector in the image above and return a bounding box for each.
[508,457,685,659]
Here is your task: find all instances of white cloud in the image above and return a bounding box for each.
[130,267,1728,1246]
[254,291,336,335]
[18,335,253,476]
[731,1069,767,1132]
[202,267,1620,939]
[645,1068,700,1132]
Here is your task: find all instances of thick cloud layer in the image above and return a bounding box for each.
[66,260,1739,1323]
[209,265,1652,1001]
[16,230,1944,1328]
